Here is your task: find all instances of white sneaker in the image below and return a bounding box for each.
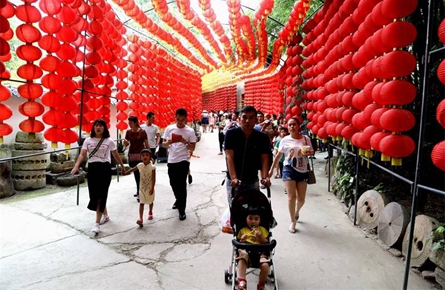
[100,215,109,225]
[91,223,100,234]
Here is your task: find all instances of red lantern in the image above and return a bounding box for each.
[380,134,415,159]
[438,59,445,85]
[0,103,12,120]
[379,80,416,106]
[19,119,45,133]
[18,102,44,118]
[380,109,416,132]
[436,99,445,128]
[370,131,391,152]
[341,124,359,140]
[381,0,418,19]
[431,141,445,171]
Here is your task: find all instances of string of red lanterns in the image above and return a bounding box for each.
[39,0,64,148]
[202,85,237,112]
[151,0,218,70]
[431,19,445,171]
[112,0,209,72]
[299,0,419,166]
[0,0,14,143]
[176,0,227,66]
[198,0,232,63]
[15,0,45,134]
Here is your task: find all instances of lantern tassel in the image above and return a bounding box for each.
[391,158,402,166]
[381,153,391,162]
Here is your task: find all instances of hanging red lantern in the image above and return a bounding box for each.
[371,107,390,130]
[379,50,416,78]
[380,21,417,51]
[18,102,44,118]
[0,103,12,121]
[380,109,416,132]
[381,0,418,19]
[341,124,359,140]
[431,141,445,171]
[438,59,445,85]
[379,80,417,105]
[436,99,445,128]
[19,119,45,133]
[370,131,391,153]
[380,134,416,166]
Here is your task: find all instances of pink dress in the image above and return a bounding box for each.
[209,114,215,126]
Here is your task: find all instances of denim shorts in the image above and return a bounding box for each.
[282,165,308,182]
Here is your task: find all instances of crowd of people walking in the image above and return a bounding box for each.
[71,106,319,240]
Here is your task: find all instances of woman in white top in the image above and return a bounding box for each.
[71,119,126,234]
[268,117,314,233]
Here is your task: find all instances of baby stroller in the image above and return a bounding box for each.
[224,188,278,290]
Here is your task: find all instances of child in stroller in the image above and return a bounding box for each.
[225,188,278,290]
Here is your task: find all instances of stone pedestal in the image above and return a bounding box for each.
[0,145,14,198]
[11,132,47,191]
[435,266,445,289]
[47,152,85,187]
[430,247,445,270]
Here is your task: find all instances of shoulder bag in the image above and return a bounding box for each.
[305,136,316,184]
[88,138,105,159]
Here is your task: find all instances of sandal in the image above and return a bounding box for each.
[237,278,247,290]
[136,219,143,227]
[288,222,296,233]
[295,215,299,221]
[257,283,266,290]
[148,213,153,220]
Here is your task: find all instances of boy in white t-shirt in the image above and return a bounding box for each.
[141,111,160,162]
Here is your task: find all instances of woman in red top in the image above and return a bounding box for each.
[124,116,149,201]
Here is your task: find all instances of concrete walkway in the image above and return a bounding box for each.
[0,130,434,290]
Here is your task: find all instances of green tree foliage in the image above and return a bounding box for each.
[265,0,324,55]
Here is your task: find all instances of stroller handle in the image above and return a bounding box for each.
[232,238,277,251]
[231,184,271,198]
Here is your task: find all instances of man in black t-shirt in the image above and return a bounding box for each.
[224,106,271,204]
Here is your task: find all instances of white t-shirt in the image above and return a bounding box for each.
[223,120,238,135]
[141,123,159,149]
[278,135,312,173]
[162,124,197,163]
[82,137,116,163]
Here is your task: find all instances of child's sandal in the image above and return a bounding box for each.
[237,278,247,290]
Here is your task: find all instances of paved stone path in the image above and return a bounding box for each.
[0,130,434,290]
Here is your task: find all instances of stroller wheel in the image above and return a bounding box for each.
[224,269,232,284]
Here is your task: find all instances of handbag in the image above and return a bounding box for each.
[128,153,141,162]
[307,157,316,184]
